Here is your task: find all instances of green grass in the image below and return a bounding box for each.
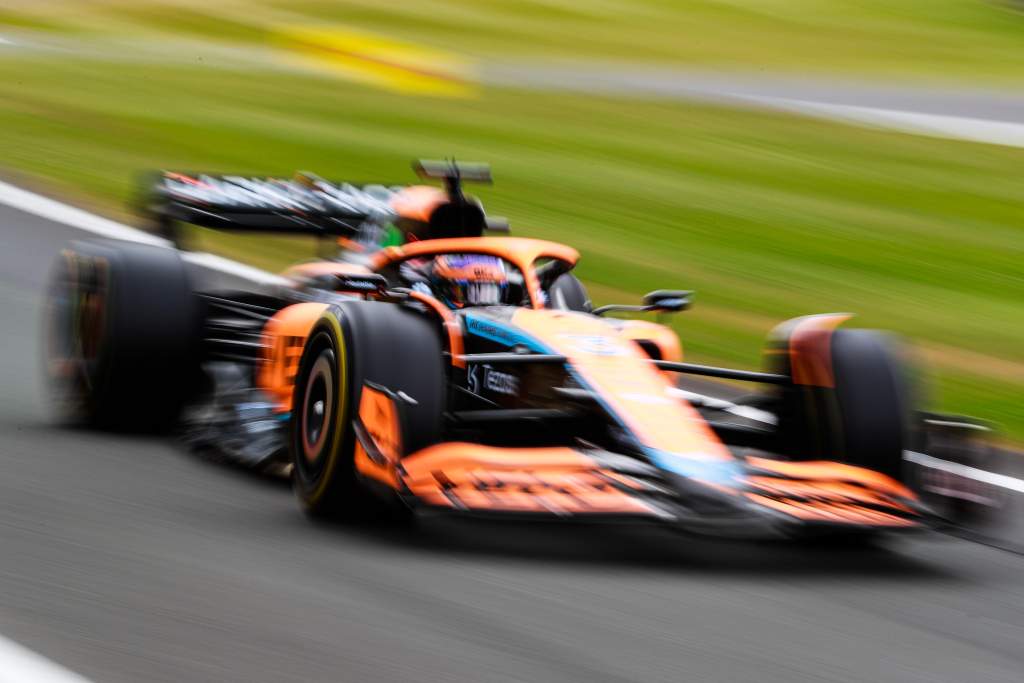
[271,0,1024,81]
[0,9,70,32]
[10,1,1024,81]
[0,2,1022,439]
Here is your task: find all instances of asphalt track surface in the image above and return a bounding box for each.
[2,203,1024,683]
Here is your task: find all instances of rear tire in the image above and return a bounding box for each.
[290,301,445,521]
[44,241,202,431]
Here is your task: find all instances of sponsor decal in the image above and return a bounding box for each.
[557,334,626,356]
[334,274,385,292]
[466,316,515,344]
[464,314,548,353]
[467,364,519,397]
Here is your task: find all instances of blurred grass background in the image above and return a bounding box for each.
[10,1,1024,80]
[0,1,1022,439]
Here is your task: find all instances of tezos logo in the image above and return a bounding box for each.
[468,364,519,396]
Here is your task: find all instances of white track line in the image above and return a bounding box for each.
[0,181,288,681]
[0,634,94,683]
[0,179,287,286]
[747,97,1024,149]
[905,450,1024,494]
[0,180,167,246]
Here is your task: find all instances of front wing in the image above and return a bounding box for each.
[391,443,924,535]
[352,385,927,537]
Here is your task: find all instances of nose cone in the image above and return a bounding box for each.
[645,448,744,485]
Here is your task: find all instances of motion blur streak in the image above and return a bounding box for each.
[1,185,1023,682]
[275,26,476,97]
[3,2,1024,682]
[0,180,286,286]
[905,450,1024,494]
[750,98,1024,149]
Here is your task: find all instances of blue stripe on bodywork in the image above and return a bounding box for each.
[462,312,740,486]
[463,312,553,353]
[644,449,742,485]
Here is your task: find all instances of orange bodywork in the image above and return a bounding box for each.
[372,237,579,309]
[612,319,684,363]
[259,235,915,530]
[767,313,851,388]
[400,443,661,516]
[745,494,916,527]
[258,302,329,411]
[406,290,466,368]
[745,477,912,513]
[744,457,916,501]
[741,457,917,526]
[388,185,449,223]
[510,308,733,472]
[389,307,916,527]
[395,443,917,526]
[354,384,403,490]
[372,236,580,271]
[282,261,373,280]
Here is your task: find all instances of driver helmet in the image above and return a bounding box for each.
[431,254,509,308]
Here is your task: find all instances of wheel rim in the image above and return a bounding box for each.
[46,256,107,414]
[301,349,334,464]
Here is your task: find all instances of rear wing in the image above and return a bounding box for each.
[414,159,492,182]
[141,160,508,243]
[412,160,508,233]
[143,171,399,237]
[414,159,492,193]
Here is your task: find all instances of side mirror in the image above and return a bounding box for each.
[333,273,388,294]
[592,290,694,317]
[304,272,388,295]
[643,290,693,313]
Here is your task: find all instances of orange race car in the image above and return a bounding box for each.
[45,161,998,538]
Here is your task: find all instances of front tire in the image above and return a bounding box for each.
[773,328,916,480]
[290,301,445,520]
[292,328,351,517]
[829,330,915,479]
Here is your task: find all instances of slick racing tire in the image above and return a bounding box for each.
[547,273,592,313]
[777,329,916,481]
[44,241,201,431]
[290,301,445,521]
[829,330,916,480]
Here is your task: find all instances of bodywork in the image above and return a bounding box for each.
[193,236,926,537]
[148,166,982,537]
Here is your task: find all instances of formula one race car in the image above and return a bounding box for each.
[44,161,997,537]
